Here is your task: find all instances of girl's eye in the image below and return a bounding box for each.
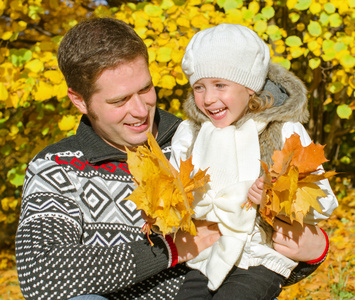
[216,84,225,88]
[193,86,203,91]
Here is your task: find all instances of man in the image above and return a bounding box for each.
[16,18,328,300]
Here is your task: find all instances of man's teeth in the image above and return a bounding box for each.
[132,120,145,126]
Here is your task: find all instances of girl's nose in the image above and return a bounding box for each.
[204,91,218,105]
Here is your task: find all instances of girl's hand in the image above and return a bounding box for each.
[141,212,221,259]
[247,176,264,205]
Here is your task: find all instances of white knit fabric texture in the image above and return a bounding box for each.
[181,23,270,92]
[186,119,263,290]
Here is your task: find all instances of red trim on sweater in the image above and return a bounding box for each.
[165,235,178,267]
[305,228,329,264]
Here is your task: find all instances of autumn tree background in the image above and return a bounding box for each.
[0,0,354,299]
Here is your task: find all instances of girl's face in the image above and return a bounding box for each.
[193,78,254,128]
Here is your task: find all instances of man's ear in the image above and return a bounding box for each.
[68,88,88,114]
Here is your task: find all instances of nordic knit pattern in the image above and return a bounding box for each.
[16,109,189,300]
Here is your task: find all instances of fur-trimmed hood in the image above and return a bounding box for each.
[182,63,310,168]
[183,63,309,129]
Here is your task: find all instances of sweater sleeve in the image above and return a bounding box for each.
[281,122,338,224]
[170,119,196,170]
[15,158,173,300]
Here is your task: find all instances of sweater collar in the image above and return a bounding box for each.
[77,108,181,164]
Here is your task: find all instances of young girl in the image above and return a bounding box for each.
[169,23,338,299]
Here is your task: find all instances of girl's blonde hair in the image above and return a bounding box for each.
[248,91,274,113]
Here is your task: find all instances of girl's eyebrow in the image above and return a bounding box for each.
[210,78,226,83]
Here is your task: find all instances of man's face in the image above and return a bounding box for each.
[77,56,157,151]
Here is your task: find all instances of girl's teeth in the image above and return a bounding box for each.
[210,108,225,114]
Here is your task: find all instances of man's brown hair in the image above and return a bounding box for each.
[57,17,149,103]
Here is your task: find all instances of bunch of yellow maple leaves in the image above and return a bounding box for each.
[125,132,209,241]
[259,133,336,226]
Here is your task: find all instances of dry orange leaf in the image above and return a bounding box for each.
[125,132,210,242]
[271,133,328,175]
[260,133,336,226]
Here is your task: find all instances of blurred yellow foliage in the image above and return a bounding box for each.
[58,115,77,132]
[0,5,353,297]
[279,186,355,299]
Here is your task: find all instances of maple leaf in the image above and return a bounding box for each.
[271,133,329,174]
[125,132,210,243]
[259,133,336,226]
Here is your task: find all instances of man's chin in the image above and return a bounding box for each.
[126,137,150,150]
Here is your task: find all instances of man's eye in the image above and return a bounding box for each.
[112,98,128,105]
[140,84,153,93]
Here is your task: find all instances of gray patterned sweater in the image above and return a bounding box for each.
[16,108,190,300]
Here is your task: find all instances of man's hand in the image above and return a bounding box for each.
[172,220,221,264]
[272,215,326,262]
[141,211,221,263]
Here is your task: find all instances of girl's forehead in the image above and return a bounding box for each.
[194,78,244,86]
[195,77,234,84]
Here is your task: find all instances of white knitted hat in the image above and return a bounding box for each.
[182,23,270,92]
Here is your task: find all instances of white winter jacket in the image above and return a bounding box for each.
[170,119,337,290]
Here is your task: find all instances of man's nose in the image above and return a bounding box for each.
[130,94,148,116]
